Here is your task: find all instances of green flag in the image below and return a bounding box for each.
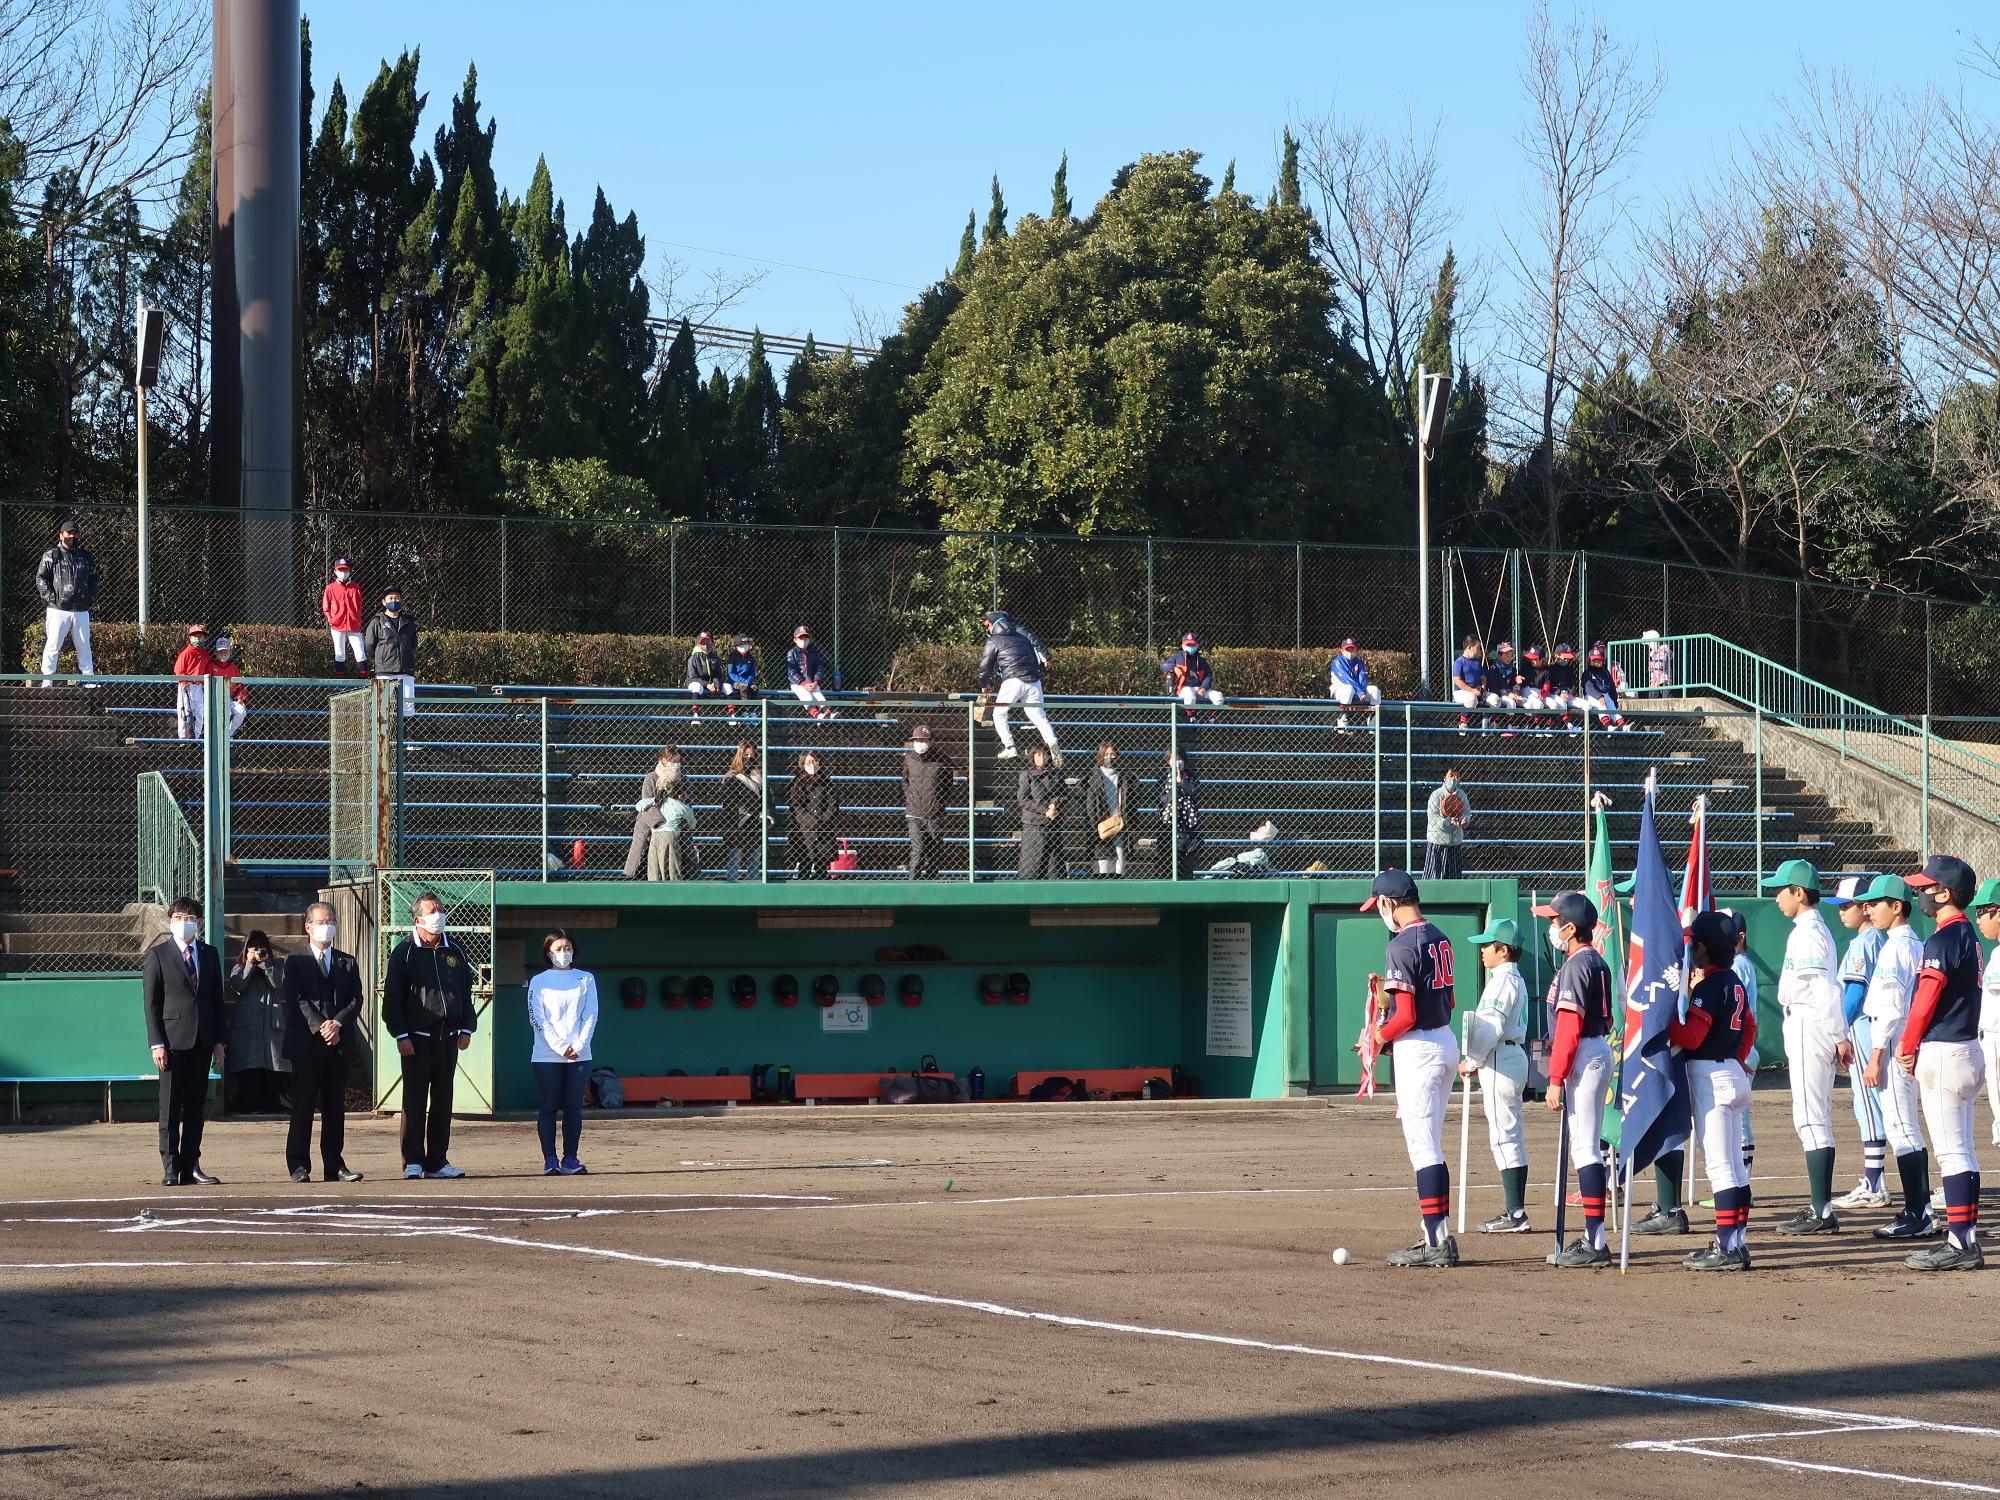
[1589,798,1627,1151]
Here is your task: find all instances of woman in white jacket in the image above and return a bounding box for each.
[526,930,599,1176]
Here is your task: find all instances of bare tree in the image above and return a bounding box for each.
[1506,0,1663,546]
[1292,105,1457,428]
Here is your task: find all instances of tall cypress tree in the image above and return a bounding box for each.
[1050,153,1071,220]
[983,176,1008,244]
[1277,129,1301,209]
[953,211,976,277]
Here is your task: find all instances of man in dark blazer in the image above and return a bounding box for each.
[282,901,364,1182]
[143,895,224,1185]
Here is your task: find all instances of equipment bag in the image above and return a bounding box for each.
[588,1067,624,1109]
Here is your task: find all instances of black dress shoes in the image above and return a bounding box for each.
[161,1170,179,1186]
[290,1167,312,1182]
[325,1168,363,1183]
[185,1168,221,1186]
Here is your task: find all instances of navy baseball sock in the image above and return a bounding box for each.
[1806,1147,1835,1216]
[1579,1161,1608,1249]
[1653,1152,1684,1213]
[1501,1165,1527,1217]
[1416,1163,1450,1246]
[1863,1139,1887,1194]
[1942,1171,1978,1250]
[1714,1185,1750,1252]
[1895,1148,1930,1220]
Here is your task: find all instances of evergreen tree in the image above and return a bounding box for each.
[1050,153,1071,220]
[1277,129,1301,209]
[953,211,976,278]
[983,176,1008,244]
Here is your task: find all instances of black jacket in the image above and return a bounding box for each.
[977,622,1048,686]
[36,543,100,611]
[901,752,956,820]
[686,646,722,688]
[381,935,476,1038]
[720,771,765,833]
[788,773,840,834]
[143,936,224,1053]
[282,948,364,1060]
[1018,765,1064,825]
[363,611,419,675]
[1085,763,1138,838]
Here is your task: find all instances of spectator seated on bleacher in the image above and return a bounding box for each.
[1163,634,1224,710]
[1328,638,1381,731]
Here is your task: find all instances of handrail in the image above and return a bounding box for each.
[136,771,200,907]
[1607,633,2000,829]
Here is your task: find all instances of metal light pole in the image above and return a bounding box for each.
[1415,365,1451,697]
[134,304,165,633]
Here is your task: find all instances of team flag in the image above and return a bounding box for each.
[1675,794,1712,1019]
[1588,795,1627,1152]
[1617,774,1692,1203]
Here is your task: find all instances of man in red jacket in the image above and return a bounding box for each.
[322,556,365,678]
[173,623,215,740]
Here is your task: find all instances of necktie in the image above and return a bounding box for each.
[183,946,196,982]
[321,949,331,976]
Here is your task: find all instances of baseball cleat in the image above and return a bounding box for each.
[1685,1240,1752,1272]
[1906,1240,1984,1272]
[1478,1211,1532,1234]
[1873,1210,1943,1241]
[1386,1236,1459,1268]
[1833,1181,1891,1211]
[1775,1209,1840,1236]
[1553,1237,1613,1268]
[994,746,1018,760]
[1631,1206,1690,1236]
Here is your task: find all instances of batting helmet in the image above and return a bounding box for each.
[812,973,839,1007]
[773,973,801,1008]
[619,976,647,1010]
[730,973,757,1008]
[897,973,924,1007]
[660,974,687,1009]
[1005,971,1031,1005]
[859,973,887,1006]
[689,974,715,1010]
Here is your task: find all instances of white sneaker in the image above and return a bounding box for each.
[994,746,1018,760]
[402,1163,423,1180]
[426,1163,466,1179]
[1833,1181,1890,1211]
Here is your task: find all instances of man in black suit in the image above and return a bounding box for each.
[282,901,364,1183]
[143,895,224,1185]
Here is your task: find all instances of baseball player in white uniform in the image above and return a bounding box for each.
[1976,878,2000,1149]
[1830,876,1892,1211]
[1857,874,1938,1240]
[1459,916,1530,1232]
[1762,858,1851,1234]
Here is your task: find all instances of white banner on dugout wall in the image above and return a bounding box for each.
[1205,921,1254,1058]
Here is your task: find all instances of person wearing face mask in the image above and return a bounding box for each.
[382,892,476,1179]
[224,929,292,1114]
[143,896,224,1186]
[1359,869,1461,1267]
[1422,769,1471,880]
[362,587,419,717]
[1535,890,1617,1267]
[281,902,363,1183]
[321,556,365,677]
[787,753,840,879]
[526,930,598,1175]
[1158,752,1204,875]
[719,741,771,882]
[209,636,249,738]
[622,746,684,880]
[173,622,215,740]
[1085,741,1137,878]
[1327,638,1381,732]
[1016,741,1065,880]
[37,513,100,683]
[900,724,956,880]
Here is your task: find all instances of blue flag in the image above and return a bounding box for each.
[1618,780,1692,1182]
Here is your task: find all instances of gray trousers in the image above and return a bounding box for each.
[907,816,944,879]
[623,809,662,879]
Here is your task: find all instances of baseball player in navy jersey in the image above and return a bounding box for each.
[1459,916,1531,1231]
[1361,869,1461,1268]
[1762,858,1850,1234]
[1856,874,1938,1241]
[1829,875,1893,1212]
[1536,891,1616,1267]
[1899,855,1986,1271]
[1451,636,1495,733]
[1486,642,1525,737]
[1674,911,1760,1270]
[1974,878,2000,1149]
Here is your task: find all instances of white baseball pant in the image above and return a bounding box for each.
[1479,1041,1528,1171]
[790,683,828,707]
[1783,1004,1842,1151]
[1689,1057,1752,1193]
[1850,1017,1887,1140]
[226,698,247,738]
[1392,1027,1459,1172]
[1177,685,1224,707]
[1562,1036,1614,1169]
[1917,1040,1986,1180]
[329,627,364,665]
[41,607,95,679]
[383,673,416,718]
[1875,1042,1927,1157]
[994,677,1057,750]
[1330,681,1382,709]
[1982,1031,1999,1146]
[176,682,203,740]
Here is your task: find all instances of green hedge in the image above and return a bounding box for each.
[884,644,1419,699]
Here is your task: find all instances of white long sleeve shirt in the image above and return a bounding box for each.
[1777,908,1841,1018]
[1861,924,1923,1053]
[1464,962,1528,1065]
[526,969,599,1065]
[1981,943,2000,1036]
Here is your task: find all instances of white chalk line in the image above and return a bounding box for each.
[1625,1431,2000,1495]
[448,1228,2000,1446]
[0,1259,350,1270]
[0,1190,842,1208]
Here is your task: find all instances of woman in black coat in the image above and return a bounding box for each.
[1158,751,1204,875]
[1016,742,1065,880]
[787,752,841,879]
[719,741,770,881]
[1083,740,1139,878]
[225,930,292,1112]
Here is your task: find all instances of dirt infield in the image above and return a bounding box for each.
[1,1097,1996,1498]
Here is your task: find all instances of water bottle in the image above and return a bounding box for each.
[968,1067,985,1101]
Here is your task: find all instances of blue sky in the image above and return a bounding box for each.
[302,1,1996,357]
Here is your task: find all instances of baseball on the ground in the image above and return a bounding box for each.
[1332,1247,1350,1265]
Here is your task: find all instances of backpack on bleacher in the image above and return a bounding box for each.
[588,1067,623,1108]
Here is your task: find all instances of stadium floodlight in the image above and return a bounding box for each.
[135,305,165,632]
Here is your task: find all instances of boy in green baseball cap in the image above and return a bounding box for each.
[1459,917,1531,1232]
[1975,878,2000,1150]
[1760,858,1850,1233]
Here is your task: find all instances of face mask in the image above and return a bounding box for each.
[1548,922,1570,957]
[660,762,681,782]
[802,761,819,776]
[170,918,199,945]
[1103,754,1117,766]
[309,922,335,945]
[417,911,445,936]
[384,601,403,614]
[189,637,207,649]
[550,948,574,970]
[335,569,351,581]
[911,742,929,755]
[1377,903,1399,934]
